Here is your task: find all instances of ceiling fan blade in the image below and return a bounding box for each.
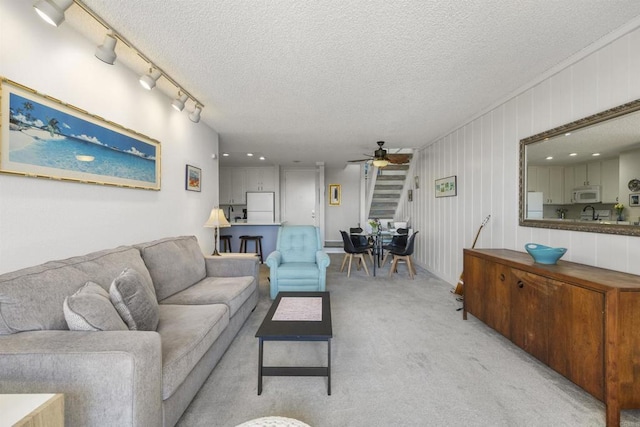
[347,158,370,163]
[386,153,411,164]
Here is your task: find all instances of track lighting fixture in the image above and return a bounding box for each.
[33,0,73,27]
[189,105,202,123]
[139,69,161,90]
[34,0,205,123]
[172,93,188,112]
[95,33,117,64]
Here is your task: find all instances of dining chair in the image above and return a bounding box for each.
[380,228,409,267]
[340,230,370,277]
[349,227,374,264]
[388,231,419,279]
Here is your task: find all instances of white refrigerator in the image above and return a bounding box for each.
[527,192,543,219]
[246,192,275,223]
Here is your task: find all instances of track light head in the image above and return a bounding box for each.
[33,0,73,27]
[172,93,188,112]
[139,69,161,90]
[95,33,118,64]
[189,105,202,123]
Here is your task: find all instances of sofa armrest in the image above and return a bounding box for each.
[316,250,330,269]
[204,255,259,279]
[265,251,282,269]
[0,330,162,427]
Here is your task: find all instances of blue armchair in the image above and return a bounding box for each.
[265,225,331,299]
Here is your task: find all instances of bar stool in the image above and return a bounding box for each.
[219,235,233,253]
[239,235,263,263]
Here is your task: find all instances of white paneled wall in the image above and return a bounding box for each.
[399,26,640,286]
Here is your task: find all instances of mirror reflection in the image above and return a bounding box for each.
[519,100,640,236]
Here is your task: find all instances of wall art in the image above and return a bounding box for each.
[185,164,201,191]
[1,78,161,190]
[329,184,341,206]
[435,175,457,198]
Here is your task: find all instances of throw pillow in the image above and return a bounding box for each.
[109,267,159,331]
[63,281,128,331]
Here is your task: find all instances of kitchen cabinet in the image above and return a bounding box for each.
[573,161,601,187]
[220,167,247,205]
[527,166,564,204]
[245,167,276,192]
[463,248,640,427]
[220,167,277,204]
[600,158,619,203]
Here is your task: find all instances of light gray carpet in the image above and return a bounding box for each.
[176,254,640,427]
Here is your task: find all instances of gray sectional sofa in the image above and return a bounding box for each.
[0,235,259,427]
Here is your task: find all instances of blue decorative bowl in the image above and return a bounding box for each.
[524,243,567,265]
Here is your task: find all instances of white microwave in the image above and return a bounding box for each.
[572,186,601,204]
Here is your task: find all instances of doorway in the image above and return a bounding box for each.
[282,169,317,226]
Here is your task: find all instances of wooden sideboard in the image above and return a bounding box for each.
[463,248,640,427]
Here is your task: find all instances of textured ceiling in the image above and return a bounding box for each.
[76,0,640,168]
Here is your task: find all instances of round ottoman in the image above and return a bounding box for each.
[235,416,311,427]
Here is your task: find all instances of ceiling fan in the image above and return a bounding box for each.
[348,141,411,167]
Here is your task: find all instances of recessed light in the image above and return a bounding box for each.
[247,153,254,157]
[222,153,229,157]
[259,156,266,160]
[546,156,553,160]
[592,153,600,156]
[569,153,577,156]
[565,132,571,136]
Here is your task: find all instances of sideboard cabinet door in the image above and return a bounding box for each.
[510,268,549,364]
[547,280,604,400]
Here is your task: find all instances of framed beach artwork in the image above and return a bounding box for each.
[329,184,341,206]
[0,78,161,190]
[435,175,457,198]
[185,164,201,192]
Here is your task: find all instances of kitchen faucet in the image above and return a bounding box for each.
[227,205,234,221]
[583,205,598,221]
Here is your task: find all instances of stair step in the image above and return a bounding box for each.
[377,175,407,181]
[373,194,400,199]
[375,184,404,190]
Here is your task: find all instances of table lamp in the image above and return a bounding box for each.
[204,208,231,256]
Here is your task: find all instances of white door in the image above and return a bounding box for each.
[283,169,317,225]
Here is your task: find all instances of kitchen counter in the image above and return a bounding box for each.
[221,223,283,258]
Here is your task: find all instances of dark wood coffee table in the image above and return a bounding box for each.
[255,291,332,395]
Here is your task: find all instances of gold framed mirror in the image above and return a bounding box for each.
[519,99,640,236]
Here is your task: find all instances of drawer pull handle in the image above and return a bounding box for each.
[517,281,524,289]
[499,273,505,281]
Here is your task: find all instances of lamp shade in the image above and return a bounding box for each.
[95,33,118,64]
[34,0,73,27]
[204,208,231,228]
[189,105,202,123]
[172,93,188,111]
[372,158,389,168]
[139,69,161,90]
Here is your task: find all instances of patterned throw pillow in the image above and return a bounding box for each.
[63,281,128,331]
[109,267,159,331]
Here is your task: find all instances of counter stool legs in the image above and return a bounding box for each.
[240,235,264,263]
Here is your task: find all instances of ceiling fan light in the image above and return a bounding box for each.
[95,33,118,64]
[33,0,73,27]
[372,159,389,168]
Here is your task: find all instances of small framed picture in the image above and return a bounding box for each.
[414,175,420,189]
[408,189,413,202]
[329,184,341,206]
[185,164,201,192]
[435,175,457,198]
[630,193,640,207]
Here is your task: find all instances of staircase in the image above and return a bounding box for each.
[368,161,412,220]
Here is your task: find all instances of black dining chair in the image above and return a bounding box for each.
[349,227,374,264]
[388,231,419,279]
[340,230,370,277]
[381,228,409,267]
